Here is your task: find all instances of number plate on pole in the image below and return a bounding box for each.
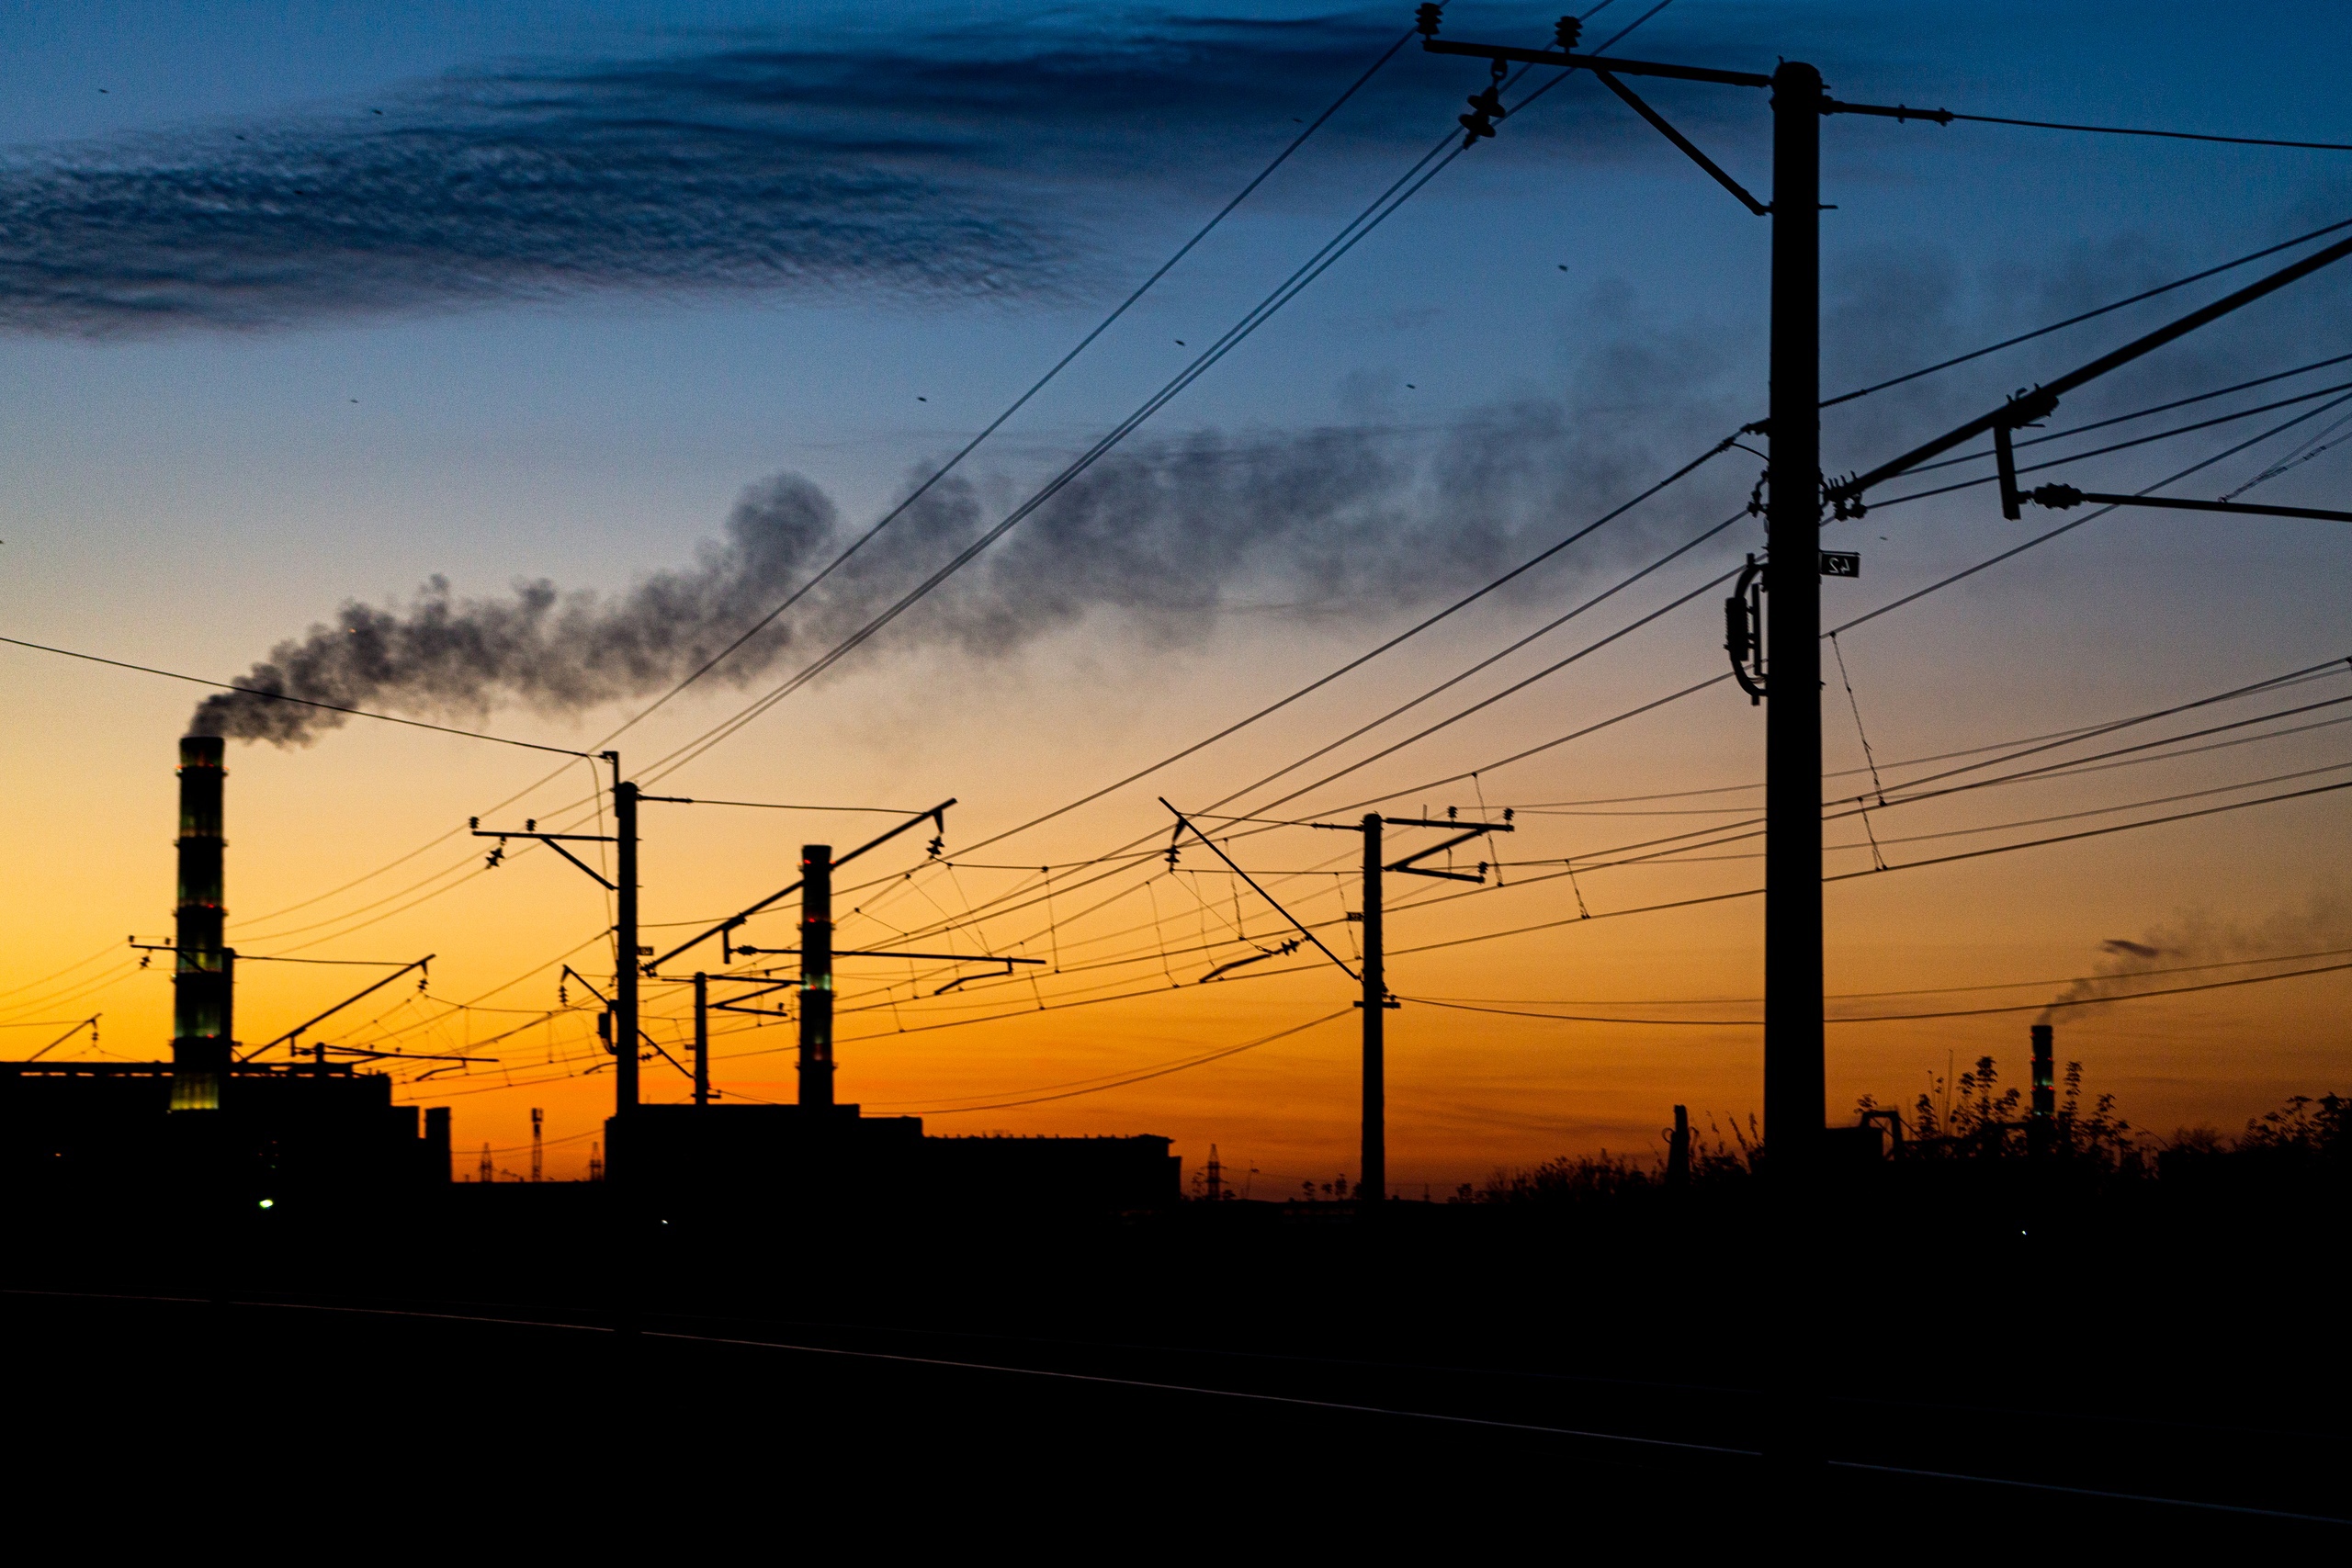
[1819,550,1860,578]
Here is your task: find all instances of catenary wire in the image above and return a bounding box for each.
[1820,215,2352,407]
[1949,111,2352,152]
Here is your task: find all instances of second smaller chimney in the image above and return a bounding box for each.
[2029,1023,2056,1158]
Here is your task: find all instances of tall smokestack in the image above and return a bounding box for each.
[170,737,232,1111]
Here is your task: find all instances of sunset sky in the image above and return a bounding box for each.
[3,1,2348,1190]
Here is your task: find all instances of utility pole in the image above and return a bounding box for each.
[1285,804,1510,1208]
[530,1107,544,1183]
[1416,15,1891,1186]
[1359,814,1387,1206]
[799,843,833,1109]
[471,753,638,1125]
[693,971,711,1106]
[614,758,639,1117]
[1764,62,1826,1187]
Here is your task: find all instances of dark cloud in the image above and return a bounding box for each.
[0,13,1443,334]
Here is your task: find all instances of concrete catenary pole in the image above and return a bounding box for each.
[1762,60,1826,1483]
[1763,60,1825,1186]
[1360,813,1385,1205]
[693,971,711,1107]
[614,770,640,1116]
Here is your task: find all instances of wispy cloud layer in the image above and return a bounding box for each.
[0,15,1408,334]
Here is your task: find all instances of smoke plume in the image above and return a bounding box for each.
[190,338,1754,745]
[2038,891,2352,1021]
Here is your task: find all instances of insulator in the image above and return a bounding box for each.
[1554,16,1582,51]
[1416,3,1442,38]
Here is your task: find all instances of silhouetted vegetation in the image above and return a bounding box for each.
[1453,1065,2345,1214]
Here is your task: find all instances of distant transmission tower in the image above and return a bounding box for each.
[1204,1144,1224,1202]
[530,1108,544,1183]
[588,1141,604,1182]
[478,1141,492,1183]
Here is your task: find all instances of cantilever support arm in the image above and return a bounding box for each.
[1592,70,1768,215]
[643,798,956,973]
[1833,229,2352,506]
[1385,826,1497,883]
[238,954,435,1061]
[470,828,617,890]
[1162,799,1358,980]
[2022,485,2352,524]
[1420,38,1771,89]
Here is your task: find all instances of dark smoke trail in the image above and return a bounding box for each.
[189,356,1758,746]
[2037,893,2352,1021]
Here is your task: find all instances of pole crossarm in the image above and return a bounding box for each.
[1385,825,1510,883]
[317,1043,485,1065]
[725,946,1044,964]
[1421,38,1771,89]
[1831,230,2352,505]
[644,799,954,974]
[1164,799,1359,980]
[469,822,617,890]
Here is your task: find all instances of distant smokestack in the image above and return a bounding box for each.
[2028,1022,2055,1159]
[170,737,231,1111]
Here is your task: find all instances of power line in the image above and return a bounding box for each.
[585,25,1427,750]
[1820,215,2352,408]
[1387,773,2352,961]
[1838,397,2352,638]
[1901,374,2352,479]
[628,6,1676,793]
[1406,955,2352,1027]
[1874,386,2352,505]
[1915,352,2352,475]
[0,635,591,756]
[634,131,1483,789]
[897,1010,1351,1114]
[1949,111,2352,152]
[889,378,2352,948]
[175,24,1437,944]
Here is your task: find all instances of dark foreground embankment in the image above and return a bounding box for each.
[1,1179,2344,1543]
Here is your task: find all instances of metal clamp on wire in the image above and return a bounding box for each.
[1725,552,1767,704]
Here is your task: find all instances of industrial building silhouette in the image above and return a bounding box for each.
[0,739,1179,1210]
